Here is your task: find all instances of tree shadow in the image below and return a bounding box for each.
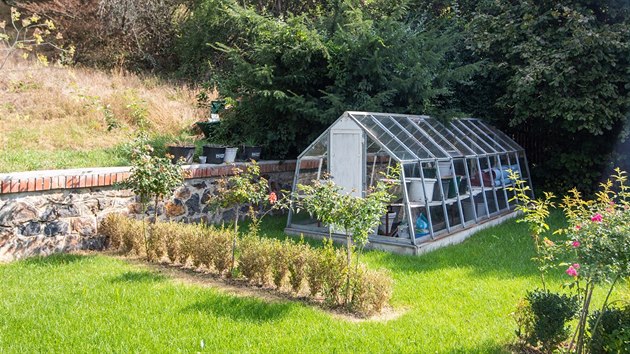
[20,253,93,267]
[111,271,167,283]
[182,294,293,323]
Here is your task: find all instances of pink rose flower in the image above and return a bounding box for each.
[566,265,578,277]
[573,263,580,270]
[591,213,603,223]
[572,240,580,248]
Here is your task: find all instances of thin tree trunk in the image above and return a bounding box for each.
[575,283,594,354]
[230,207,239,275]
[141,202,148,260]
[153,195,159,224]
[344,232,352,305]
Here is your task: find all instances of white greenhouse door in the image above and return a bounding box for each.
[329,117,363,197]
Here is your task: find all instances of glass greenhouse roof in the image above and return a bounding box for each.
[343,112,524,162]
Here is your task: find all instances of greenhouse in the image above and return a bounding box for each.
[285,111,534,255]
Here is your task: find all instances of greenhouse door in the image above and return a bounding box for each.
[330,117,363,197]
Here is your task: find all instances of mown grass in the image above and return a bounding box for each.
[0,214,626,353]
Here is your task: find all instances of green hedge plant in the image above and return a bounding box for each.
[99,216,393,316]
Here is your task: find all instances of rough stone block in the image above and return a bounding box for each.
[44,220,69,237]
[19,221,41,236]
[185,193,201,216]
[0,201,39,227]
[128,202,144,214]
[56,204,82,218]
[72,217,97,236]
[165,200,185,217]
[175,186,191,200]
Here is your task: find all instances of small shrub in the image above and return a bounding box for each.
[178,224,201,265]
[160,222,183,263]
[207,227,233,275]
[349,266,393,316]
[147,223,167,262]
[193,227,215,270]
[589,304,630,353]
[239,235,274,286]
[519,290,579,352]
[121,218,145,255]
[99,213,128,250]
[99,218,394,316]
[271,239,290,289]
[320,241,348,306]
[307,246,326,297]
[287,240,310,294]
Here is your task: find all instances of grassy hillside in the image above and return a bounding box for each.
[0,57,208,173]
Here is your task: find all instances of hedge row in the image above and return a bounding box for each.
[99,214,392,316]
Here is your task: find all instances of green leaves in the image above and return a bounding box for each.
[180,0,479,159]
[471,0,630,132]
[297,167,398,249]
[122,134,185,205]
[210,162,270,210]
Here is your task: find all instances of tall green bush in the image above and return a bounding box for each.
[469,0,630,194]
[179,0,478,159]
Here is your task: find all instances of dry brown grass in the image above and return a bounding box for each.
[0,56,211,171]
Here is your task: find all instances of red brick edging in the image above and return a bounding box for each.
[0,160,320,195]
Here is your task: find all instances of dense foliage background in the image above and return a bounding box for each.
[4,0,630,194]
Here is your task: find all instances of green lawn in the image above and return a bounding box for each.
[0,215,625,353]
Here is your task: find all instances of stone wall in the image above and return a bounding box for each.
[0,161,313,262]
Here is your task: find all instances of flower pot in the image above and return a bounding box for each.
[202,144,226,164]
[224,147,238,163]
[199,156,207,164]
[447,176,463,198]
[379,212,397,235]
[406,178,437,202]
[438,161,452,177]
[237,145,263,161]
[167,145,195,164]
[458,177,468,195]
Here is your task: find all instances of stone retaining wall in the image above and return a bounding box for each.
[0,160,316,262]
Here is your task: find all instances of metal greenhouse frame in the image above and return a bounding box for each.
[285,111,534,255]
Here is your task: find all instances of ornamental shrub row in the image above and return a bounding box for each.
[99,214,392,316]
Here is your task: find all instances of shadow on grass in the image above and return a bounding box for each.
[21,253,92,267]
[111,271,167,283]
[372,212,572,283]
[183,294,293,323]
